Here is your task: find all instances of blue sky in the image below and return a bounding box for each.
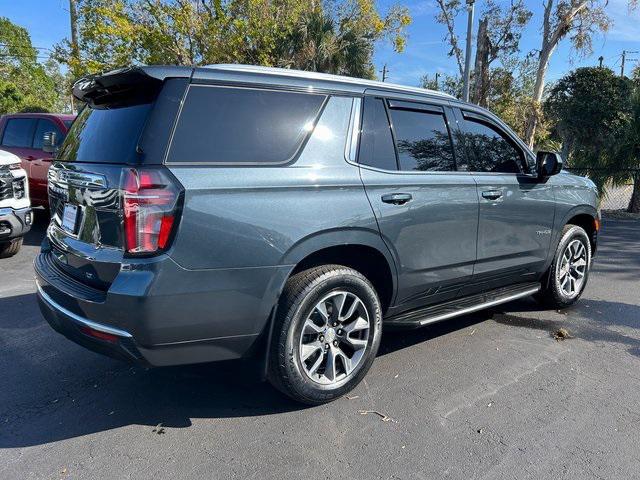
[1,0,639,86]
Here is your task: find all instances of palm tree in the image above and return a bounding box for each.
[277,6,375,79]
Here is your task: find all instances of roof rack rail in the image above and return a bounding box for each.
[203,64,455,100]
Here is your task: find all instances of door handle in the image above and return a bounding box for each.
[481,190,503,200]
[381,193,413,205]
[25,155,36,160]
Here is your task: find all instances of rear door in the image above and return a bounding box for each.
[454,108,555,293]
[357,95,478,315]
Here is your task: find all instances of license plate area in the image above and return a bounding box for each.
[61,204,80,234]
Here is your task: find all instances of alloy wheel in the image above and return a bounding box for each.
[558,239,588,298]
[298,291,370,385]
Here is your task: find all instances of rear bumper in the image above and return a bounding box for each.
[37,282,146,363]
[0,207,31,241]
[34,247,288,366]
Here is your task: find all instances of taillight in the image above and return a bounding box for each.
[121,167,181,255]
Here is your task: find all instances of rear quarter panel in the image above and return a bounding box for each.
[166,96,390,335]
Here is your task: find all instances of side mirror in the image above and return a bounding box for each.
[536,151,563,179]
[42,131,58,154]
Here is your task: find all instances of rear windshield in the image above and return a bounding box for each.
[57,103,152,164]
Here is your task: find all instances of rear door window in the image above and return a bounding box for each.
[1,118,36,148]
[387,103,455,172]
[167,86,326,164]
[358,97,397,171]
[32,119,64,149]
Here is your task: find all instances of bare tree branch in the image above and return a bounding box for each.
[435,0,464,76]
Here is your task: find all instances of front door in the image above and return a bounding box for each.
[357,96,479,315]
[454,109,555,294]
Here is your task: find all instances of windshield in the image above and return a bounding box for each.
[57,103,153,164]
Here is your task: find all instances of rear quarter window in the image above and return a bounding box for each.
[167,86,326,164]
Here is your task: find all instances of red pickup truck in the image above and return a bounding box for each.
[0,113,75,208]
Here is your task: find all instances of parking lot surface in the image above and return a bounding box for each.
[1,212,639,480]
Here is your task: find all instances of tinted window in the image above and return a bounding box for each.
[167,86,326,164]
[57,103,152,164]
[358,97,397,170]
[389,107,455,172]
[32,119,64,149]
[460,115,523,173]
[1,118,36,147]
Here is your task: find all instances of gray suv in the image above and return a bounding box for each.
[35,65,599,404]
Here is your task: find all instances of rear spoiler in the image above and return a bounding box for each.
[72,65,193,108]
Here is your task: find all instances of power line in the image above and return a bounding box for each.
[0,43,54,52]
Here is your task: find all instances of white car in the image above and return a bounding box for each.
[0,149,32,257]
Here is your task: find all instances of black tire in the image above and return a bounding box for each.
[267,264,382,405]
[536,224,591,309]
[0,238,22,258]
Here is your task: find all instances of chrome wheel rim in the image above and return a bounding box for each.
[298,291,370,385]
[558,239,588,298]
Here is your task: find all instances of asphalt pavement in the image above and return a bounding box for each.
[1,211,639,480]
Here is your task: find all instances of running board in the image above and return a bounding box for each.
[385,282,541,328]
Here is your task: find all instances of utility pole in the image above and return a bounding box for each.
[435,72,440,91]
[380,64,388,82]
[598,56,603,68]
[462,0,475,102]
[69,0,79,114]
[621,51,639,77]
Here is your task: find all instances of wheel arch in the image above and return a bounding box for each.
[257,228,398,379]
[559,205,599,253]
[280,228,398,313]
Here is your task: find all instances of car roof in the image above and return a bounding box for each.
[75,64,457,105]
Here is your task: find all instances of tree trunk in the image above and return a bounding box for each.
[471,17,489,107]
[628,172,640,214]
[524,43,554,148]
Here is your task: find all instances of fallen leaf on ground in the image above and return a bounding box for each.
[358,410,394,422]
[553,328,573,341]
[152,423,166,434]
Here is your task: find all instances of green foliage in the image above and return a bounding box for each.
[546,67,632,170]
[488,55,549,144]
[545,67,637,207]
[54,0,411,80]
[0,17,61,114]
[419,73,462,98]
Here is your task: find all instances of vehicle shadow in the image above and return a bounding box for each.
[0,291,493,448]
[2,292,639,448]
